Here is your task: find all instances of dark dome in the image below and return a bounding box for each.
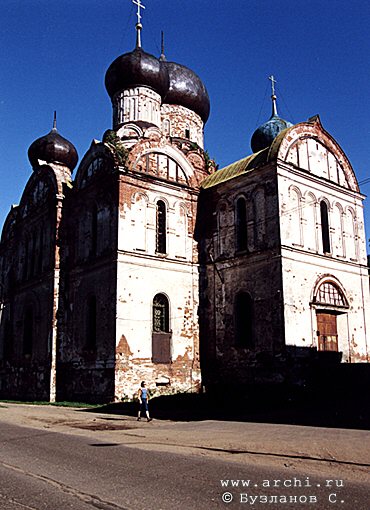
[251,115,293,153]
[163,61,210,123]
[28,127,78,171]
[105,48,169,99]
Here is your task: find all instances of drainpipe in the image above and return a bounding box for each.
[346,313,351,363]
[359,264,369,362]
[49,197,64,403]
[0,282,3,323]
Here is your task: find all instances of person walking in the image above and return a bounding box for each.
[137,381,152,422]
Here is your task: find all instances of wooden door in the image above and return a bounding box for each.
[152,332,172,363]
[316,312,338,352]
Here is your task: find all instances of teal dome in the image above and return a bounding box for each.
[251,89,293,153]
[251,114,293,153]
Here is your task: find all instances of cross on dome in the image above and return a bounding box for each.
[133,0,145,24]
[269,75,277,96]
[160,30,166,60]
[268,75,278,117]
[52,111,57,131]
[132,0,146,48]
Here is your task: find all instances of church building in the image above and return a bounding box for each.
[0,4,369,403]
[197,89,370,388]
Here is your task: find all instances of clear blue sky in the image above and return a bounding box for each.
[1,0,370,250]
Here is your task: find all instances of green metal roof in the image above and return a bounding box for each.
[201,148,269,189]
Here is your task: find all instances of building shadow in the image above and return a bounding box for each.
[82,360,370,430]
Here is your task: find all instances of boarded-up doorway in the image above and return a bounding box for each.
[152,332,172,363]
[316,312,338,352]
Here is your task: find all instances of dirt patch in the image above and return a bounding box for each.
[70,422,137,431]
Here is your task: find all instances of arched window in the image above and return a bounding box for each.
[288,187,302,246]
[4,318,13,360]
[23,237,30,280]
[315,281,347,307]
[86,296,97,349]
[152,293,169,332]
[320,201,331,253]
[236,197,247,251]
[306,193,317,251]
[91,204,98,257]
[23,306,33,356]
[28,232,37,278]
[156,201,167,254]
[314,280,348,352]
[163,119,170,135]
[235,292,254,348]
[38,228,44,274]
[152,293,171,363]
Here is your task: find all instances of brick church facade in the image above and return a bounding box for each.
[0,11,369,403]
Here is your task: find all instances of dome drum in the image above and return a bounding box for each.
[112,86,162,128]
[105,49,210,125]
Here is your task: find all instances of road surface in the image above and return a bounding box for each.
[0,404,368,509]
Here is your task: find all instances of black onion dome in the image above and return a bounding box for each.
[28,127,78,171]
[251,115,293,153]
[105,48,169,99]
[163,61,210,123]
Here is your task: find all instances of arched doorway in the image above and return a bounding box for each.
[312,279,348,352]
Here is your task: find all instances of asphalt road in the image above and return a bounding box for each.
[0,419,369,510]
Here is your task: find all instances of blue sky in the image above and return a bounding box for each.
[1,0,370,250]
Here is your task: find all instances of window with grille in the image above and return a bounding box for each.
[156,201,167,254]
[316,282,346,307]
[152,293,171,363]
[153,294,169,332]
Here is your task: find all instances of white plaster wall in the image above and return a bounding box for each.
[118,183,194,262]
[114,177,200,397]
[284,138,349,188]
[281,250,369,361]
[278,165,367,265]
[115,253,198,360]
[278,163,370,361]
